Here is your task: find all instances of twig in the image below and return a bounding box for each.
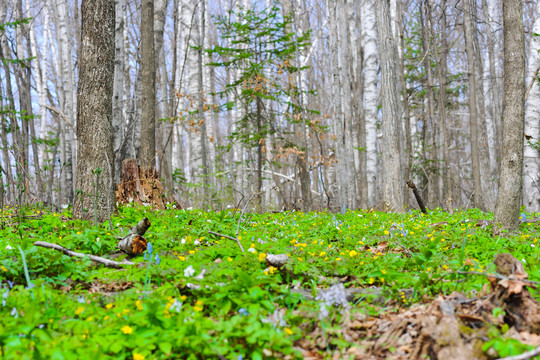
[454,270,540,286]
[104,152,114,230]
[208,231,245,253]
[394,240,413,257]
[34,241,135,268]
[237,193,256,237]
[406,180,427,213]
[497,346,540,360]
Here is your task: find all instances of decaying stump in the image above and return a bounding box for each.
[117,217,151,256]
[115,158,176,210]
[487,253,540,333]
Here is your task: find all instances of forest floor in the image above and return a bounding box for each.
[0,204,539,359]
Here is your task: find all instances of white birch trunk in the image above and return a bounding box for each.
[361,0,379,208]
[180,0,203,184]
[112,0,126,183]
[56,0,75,203]
[27,1,47,164]
[523,1,540,212]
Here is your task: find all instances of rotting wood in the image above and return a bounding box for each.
[34,241,135,268]
[115,158,178,210]
[117,217,151,256]
[407,180,428,213]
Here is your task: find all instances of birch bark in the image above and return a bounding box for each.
[523,0,540,212]
[112,0,126,183]
[56,0,75,204]
[361,0,379,208]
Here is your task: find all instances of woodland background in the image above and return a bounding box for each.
[0,0,539,215]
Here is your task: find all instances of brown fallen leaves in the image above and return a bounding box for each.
[295,253,540,360]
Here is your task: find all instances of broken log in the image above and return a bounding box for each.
[117,217,151,256]
[34,241,135,268]
[407,180,428,214]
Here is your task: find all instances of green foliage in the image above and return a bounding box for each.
[207,2,312,151]
[0,204,538,358]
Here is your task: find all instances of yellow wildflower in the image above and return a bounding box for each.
[75,307,84,315]
[133,353,145,360]
[284,328,293,335]
[121,325,133,334]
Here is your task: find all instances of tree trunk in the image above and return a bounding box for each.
[56,0,75,204]
[73,0,116,223]
[112,0,126,184]
[139,0,156,169]
[376,0,405,213]
[493,0,525,235]
[463,0,484,211]
[438,0,452,209]
[361,0,379,208]
[420,0,438,208]
[523,0,540,213]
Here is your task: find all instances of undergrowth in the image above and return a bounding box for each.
[0,204,538,359]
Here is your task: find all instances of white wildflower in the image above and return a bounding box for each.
[169,299,183,313]
[184,265,195,277]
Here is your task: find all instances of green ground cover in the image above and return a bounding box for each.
[0,205,539,359]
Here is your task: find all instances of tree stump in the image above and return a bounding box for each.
[115,158,176,210]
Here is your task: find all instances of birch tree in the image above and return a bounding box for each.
[361,0,379,208]
[523,1,540,213]
[56,0,76,204]
[112,0,126,183]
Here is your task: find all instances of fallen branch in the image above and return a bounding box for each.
[497,346,540,360]
[407,180,427,213]
[34,241,135,268]
[117,217,151,255]
[208,231,245,253]
[454,270,540,286]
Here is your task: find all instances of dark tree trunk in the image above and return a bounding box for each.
[73,0,116,223]
[493,0,525,235]
[139,0,156,169]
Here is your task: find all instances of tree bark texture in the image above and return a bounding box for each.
[74,0,116,222]
[463,0,484,211]
[523,0,540,213]
[361,0,379,209]
[139,0,157,169]
[493,0,525,235]
[376,0,405,213]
